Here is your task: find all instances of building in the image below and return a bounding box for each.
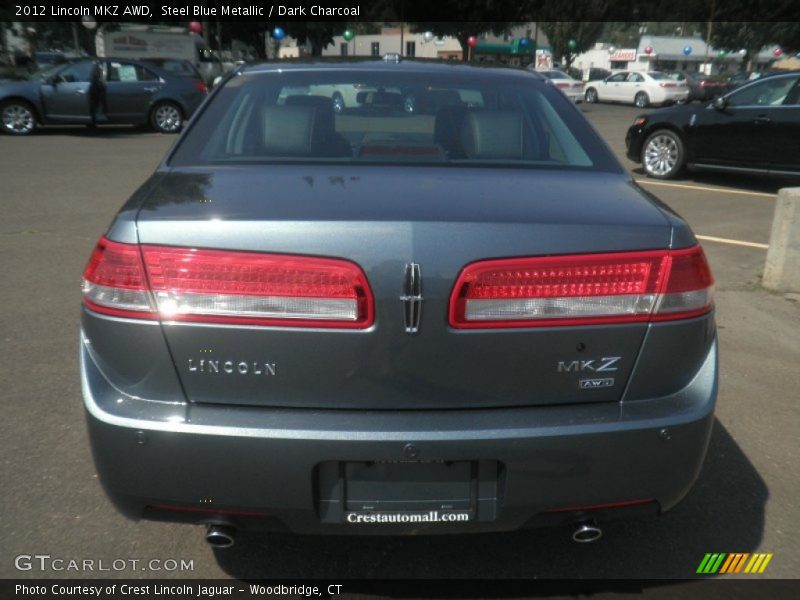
[322,26,462,60]
[571,35,785,77]
[475,23,548,67]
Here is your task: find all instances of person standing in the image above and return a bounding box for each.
[89,61,107,127]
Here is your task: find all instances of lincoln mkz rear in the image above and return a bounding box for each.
[80,61,717,547]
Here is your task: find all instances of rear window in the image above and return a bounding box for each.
[170,68,619,171]
[647,72,670,80]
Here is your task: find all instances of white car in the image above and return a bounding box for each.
[537,69,584,103]
[584,71,688,108]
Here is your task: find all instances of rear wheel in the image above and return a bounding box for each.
[584,88,598,103]
[642,130,685,179]
[150,102,183,134]
[1,100,36,135]
[634,92,650,108]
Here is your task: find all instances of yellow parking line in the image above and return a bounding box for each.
[696,235,769,249]
[635,179,777,199]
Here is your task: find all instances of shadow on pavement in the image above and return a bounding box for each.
[213,419,767,581]
[28,125,159,138]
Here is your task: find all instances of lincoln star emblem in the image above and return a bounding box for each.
[401,263,423,334]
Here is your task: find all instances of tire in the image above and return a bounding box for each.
[1,100,36,135]
[641,129,685,179]
[634,92,650,108]
[584,88,598,103]
[149,101,183,134]
[331,92,345,114]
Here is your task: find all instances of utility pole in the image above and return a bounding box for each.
[704,0,715,74]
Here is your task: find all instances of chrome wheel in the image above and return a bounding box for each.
[1,103,35,135]
[644,134,679,177]
[585,88,597,103]
[635,92,649,108]
[153,104,182,133]
[332,94,344,114]
[403,95,415,113]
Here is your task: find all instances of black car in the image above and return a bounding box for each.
[0,58,206,135]
[626,71,800,179]
[667,71,727,102]
[586,67,612,82]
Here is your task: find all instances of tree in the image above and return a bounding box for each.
[712,22,788,69]
[408,0,530,60]
[538,21,605,69]
[535,0,610,69]
[283,22,342,57]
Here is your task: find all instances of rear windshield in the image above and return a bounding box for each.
[542,70,568,79]
[170,68,619,171]
[647,72,670,80]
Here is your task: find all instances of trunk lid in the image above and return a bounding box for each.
[136,166,672,410]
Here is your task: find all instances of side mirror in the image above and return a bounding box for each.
[713,96,727,110]
[212,75,223,88]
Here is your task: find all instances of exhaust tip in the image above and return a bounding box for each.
[206,524,236,549]
[572,520,602,543]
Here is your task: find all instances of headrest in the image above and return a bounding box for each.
[284,94,334,110]
[356,90,403,107]
[261,105,315,155]
[460,112,523,160]
[284,94,336,137]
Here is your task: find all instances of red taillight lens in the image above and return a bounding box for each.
[194,80,208,94]
[82,237,374,328]
[82,238,157,319]
[659,82,678,88]
[449,246,713,328]
[555,82,570,89]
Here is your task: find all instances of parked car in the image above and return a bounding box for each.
[584,71,689,107]
[666,71,727,102]
[139,58,208,94]
[81,60,717,546]
[584,67,612,82]
[626,71,800,179]
[0,58,206,135]
[536,69,584,103]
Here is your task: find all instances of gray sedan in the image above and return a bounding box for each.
[80,61,717,548]
[0,58,206,135]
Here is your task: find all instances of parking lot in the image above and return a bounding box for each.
[1,102,798,581]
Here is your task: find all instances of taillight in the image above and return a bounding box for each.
[555,82,570,89]
[82,238,157,319]
[659,82,678,88]
[449,246,713,329]
[82,237,374,328]
[194,80,208,94]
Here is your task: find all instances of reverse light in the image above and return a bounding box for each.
[82,237,374,328]
[449,246,714,329]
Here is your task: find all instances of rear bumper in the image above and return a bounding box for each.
[82,332,717,535]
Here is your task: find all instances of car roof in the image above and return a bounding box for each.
[239,58,547,82]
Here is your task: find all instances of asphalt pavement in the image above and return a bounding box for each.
[1,103,798,583]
